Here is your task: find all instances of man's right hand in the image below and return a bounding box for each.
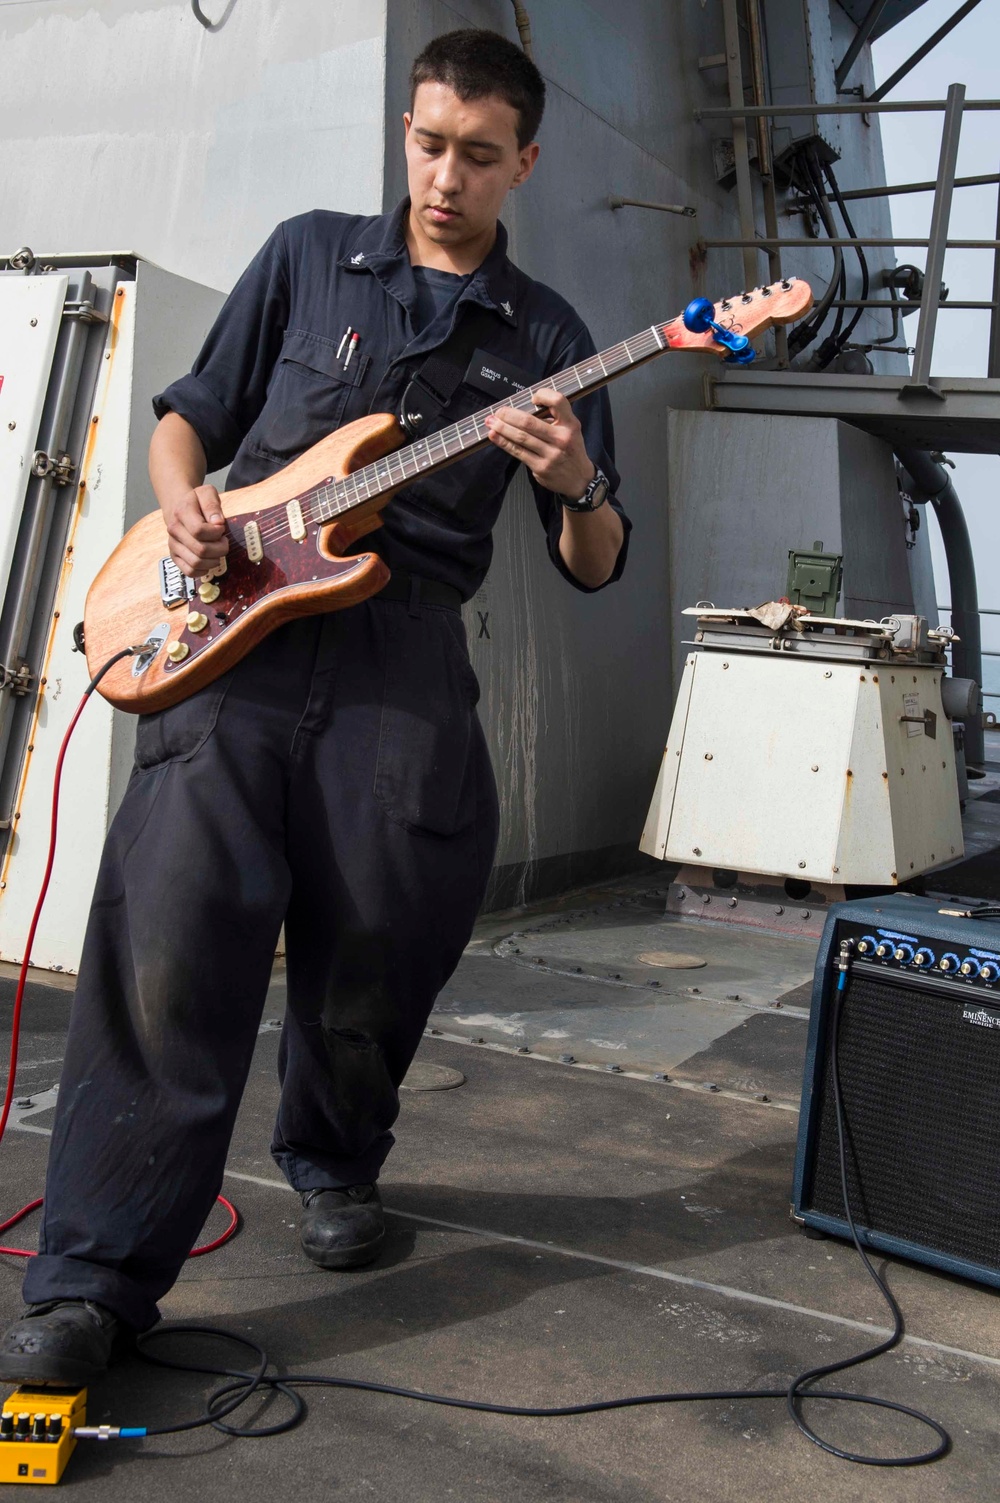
[149,413,230,578]
[161,486,230,579]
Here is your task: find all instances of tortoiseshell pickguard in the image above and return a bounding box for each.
[161,507,378,674]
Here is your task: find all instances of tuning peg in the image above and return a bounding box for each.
[682,297,754,362]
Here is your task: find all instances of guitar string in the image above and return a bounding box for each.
[247,329,664,549]
[247,298,766,548]
[230,283,801,556]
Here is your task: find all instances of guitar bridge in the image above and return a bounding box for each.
[159,557,197,610]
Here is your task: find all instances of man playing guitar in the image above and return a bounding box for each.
[0,27,629,1384]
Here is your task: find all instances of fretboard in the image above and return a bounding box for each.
[309,322,669,522]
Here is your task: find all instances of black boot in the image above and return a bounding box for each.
[0,1300,123,1387]
[299,1184,385,1270]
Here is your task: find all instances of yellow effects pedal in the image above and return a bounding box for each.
[0,1385,86,1484]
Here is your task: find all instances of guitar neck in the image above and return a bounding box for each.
[310,323,669,523]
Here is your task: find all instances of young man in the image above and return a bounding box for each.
[0,28,629,1385]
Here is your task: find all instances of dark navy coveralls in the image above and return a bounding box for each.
[23,200,630,1331]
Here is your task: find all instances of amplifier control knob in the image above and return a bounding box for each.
[856,935,877,955]
[960,959,978,976]
[979,961,1000,984]
[893,944,914,965]
[913,948,935,968]
[875,941,894,959]
[939,953,960,972]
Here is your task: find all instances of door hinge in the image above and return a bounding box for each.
[62,297,109,324]
[31,449,76,485]
[0,660,34,696]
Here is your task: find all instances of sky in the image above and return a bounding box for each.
[871,1,999,702]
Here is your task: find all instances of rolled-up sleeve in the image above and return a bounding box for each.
[528,323,631,592]
[152,223,291,472]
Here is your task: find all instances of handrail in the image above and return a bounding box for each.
[693,98,1000,119]
[693,83,1000,382]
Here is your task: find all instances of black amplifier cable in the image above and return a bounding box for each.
[17,652,949,1465]
[112,943,950,1465]
[784,948,949,1464]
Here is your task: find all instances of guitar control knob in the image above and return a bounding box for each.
[979,961,1000,984]
[856,935,877,955]
[939,953,960,972]
[913,948,935,968]
[185,611,209,633]
[893,944,914,965]
[960,958,978,976]
[874,941,894,959]
[198,581,221,604]
[166,641,189,664]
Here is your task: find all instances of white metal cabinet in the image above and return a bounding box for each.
[0,258,225,971]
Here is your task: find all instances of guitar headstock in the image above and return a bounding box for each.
[661,278,814,355]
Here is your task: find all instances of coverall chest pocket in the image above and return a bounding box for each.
[374,608,482,837]
[246,328,365,464]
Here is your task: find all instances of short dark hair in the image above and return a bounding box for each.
[410,29,545,149]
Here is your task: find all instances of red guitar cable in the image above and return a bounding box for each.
[0,647,238,1259]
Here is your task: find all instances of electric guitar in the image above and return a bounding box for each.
[84,279,813,712]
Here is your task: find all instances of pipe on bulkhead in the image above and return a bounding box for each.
[895,447,985,770]
[510,1,534,58]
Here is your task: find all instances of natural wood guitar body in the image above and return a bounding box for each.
[84,413,406,713]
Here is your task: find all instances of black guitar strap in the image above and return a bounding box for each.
[398,303,500,438]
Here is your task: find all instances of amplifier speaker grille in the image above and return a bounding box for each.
[805,972,1000,1271]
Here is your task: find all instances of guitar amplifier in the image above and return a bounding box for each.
[792,893,1000,1288]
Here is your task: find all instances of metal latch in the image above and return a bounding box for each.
[31,449,76,485]
[0,660,34,696]
[899,707,937,738]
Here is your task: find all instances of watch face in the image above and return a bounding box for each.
[563,469,608,510]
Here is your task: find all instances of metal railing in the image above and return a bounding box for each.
[937,605,1000,699]
[692,53,1000,385]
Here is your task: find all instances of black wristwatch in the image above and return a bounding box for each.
[559,467,609,513]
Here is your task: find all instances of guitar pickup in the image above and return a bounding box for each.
[159,557,197,610]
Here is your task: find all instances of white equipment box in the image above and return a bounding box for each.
[641,606,965,887]
[0,254,224,972]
